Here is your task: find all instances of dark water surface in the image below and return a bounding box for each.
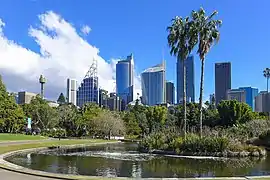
[5,143,270,178]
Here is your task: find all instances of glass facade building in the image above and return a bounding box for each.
[116,54,134,109]
[239,87,259,111]
[177,56,195,104]
[215,62,231,106]
[166,81,175,104]
[76,77,99,107]
[141,63,165,106]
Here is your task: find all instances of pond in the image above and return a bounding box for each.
[5,142,270,178]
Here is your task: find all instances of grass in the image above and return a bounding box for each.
[0,139,111,154]
[0,133,48,141]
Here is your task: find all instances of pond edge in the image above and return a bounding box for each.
[0,142,269,180]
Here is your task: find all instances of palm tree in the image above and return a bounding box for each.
[263,68,270,92]
[167,16,197,138]
[191,8,222,137]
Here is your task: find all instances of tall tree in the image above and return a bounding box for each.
[0,75,25,133]
[191,7,222,137]
[57,93,66,105]
[167,16,197,138]
[263,68,270,92]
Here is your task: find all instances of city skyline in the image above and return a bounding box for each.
[0,1,269,102]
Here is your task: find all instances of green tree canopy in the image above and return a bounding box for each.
[22,95,59,130]
[0,75,25,133]
[217,100,254,127]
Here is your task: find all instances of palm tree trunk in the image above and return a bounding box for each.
[199,59,205,138]
[267,77,269,93]
[182,60,187,139]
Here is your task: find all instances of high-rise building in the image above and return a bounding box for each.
[99,88,108,108]
[177,56,195,104]
[238,87,259,111]
[255,91,270,112]
[77,58,99,107]
[209,93,215,105]
[116,54,134,109]
[227,89,246,103]
[166,81,175,104]
[77,77,99,107]
[141,62,166,106]
[107,93,122,111]
[67,78,77,106]
[18,91,37,104]
[215,62,231,106]
[239,87,259,111]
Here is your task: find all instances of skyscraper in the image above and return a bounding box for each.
[166,81,175,104]
[116,54,134,109]
[238,87,259,111]
[141,62,166,106]
[215,62,231,106]
[77,77,99,107]
[67,78,77,106]
[177,56,195,104]
[77,58,99,107]
[255,91,270,112]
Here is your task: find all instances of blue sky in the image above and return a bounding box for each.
[0,0,269,101]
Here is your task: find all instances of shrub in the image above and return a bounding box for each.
[259,129,270,140]
[180,134,229,153]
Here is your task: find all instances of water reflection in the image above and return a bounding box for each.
[5,143,270,178]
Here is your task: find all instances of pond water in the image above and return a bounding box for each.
[5,142,270,178]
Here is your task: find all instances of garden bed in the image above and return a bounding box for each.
[139,132,267,158]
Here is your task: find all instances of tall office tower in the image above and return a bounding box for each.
[98,88,108,108]
[209,93,215,105]
[77,58,99,107]
[107,93,122,111]
[255,91,270,112]
[166,81,175,104]
[227,89,246,103]
[215,62,231,106]
[116,54,134,109]
[66,78,77,106]
[141,62,166,106]
[238,87,259,111]
[177,56,195,104]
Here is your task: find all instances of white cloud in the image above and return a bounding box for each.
[81,25,91,35]
[0,11,141,100]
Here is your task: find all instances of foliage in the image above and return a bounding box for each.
[22,95,59,130]
[57,104,80,137]
[140,132,229,153]
[0,76,25,133]
[92,110,125,139]
[217,100,255,127]
[122,112,141,136]
[57,93,66,105]
[259,129,270,141]
[42,128,66,138]
[140,132,264,156]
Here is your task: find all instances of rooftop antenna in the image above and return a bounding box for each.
[162,48,166,70]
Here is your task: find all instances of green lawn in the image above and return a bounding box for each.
[0,139,112,154]
[0,133,48,141]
